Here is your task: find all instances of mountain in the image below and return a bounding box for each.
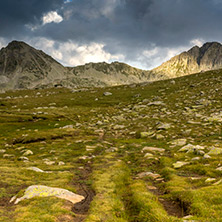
[64,61,162,88]
[1,40,222,91]
[0,41,163,90]
[152,42,222,77]
[0,41,67,90]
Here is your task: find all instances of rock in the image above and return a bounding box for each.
[18,156,29,161]
[27,167,45,173]
[0,149,6,153]
[144,153,154,158]
[203,154,211,159]
[3,154,15,158]
[216,166,222,171]
[142,147,165,153]
[213,179,222,185]
[179,144,205,154]
[44,160,55,165]
[205,178,216,183]
[79,156,89,160]
[11,185,84,204]
[103,92,112,96]
[170,139,187,146]
[58,161,65,166]
[106,147,118,152]
[157,123,171,130]
[148,101,165,106]
[140,131,155,138]
[96,121,103,126]
[173,161,189,169]
[207,147,222,155]
[113,125,125,130]
[191,157,200,161]
[23,150,33,156]
[60,125,74,129]
[137,172,161,179]
[155,134,165,140]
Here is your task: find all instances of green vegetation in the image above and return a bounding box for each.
[0,69,221,221]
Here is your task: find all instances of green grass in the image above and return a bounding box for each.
[0,69,221,221]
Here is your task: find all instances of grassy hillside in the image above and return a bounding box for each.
[0,69,221,221]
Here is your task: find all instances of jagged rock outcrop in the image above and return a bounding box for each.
[152,42,222,77]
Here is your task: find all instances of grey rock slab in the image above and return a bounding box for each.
[207,147,222,155]
[142,147,165,153]
[137,172,161,179]
[3,154,15,158]
[140,131,155,138]
[23,150,33,156]
[173,161,189,169]
[179,144,205,153]
[60,125,74,129]
[11,185,84,204]
[170,139,187,146]
[157,123,171,130]
[27,167,45,173]
[103,92,112,96]
[148,101,165,106]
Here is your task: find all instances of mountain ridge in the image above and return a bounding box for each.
[0,40,222,90]
[152,41,222,77]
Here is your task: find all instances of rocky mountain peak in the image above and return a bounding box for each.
[153,41,222,77]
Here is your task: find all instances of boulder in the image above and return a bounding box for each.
[157,123,171,130]
[11,185,84,204]
[137,172,161,179]
[142,147,165,153]
[170,139,187,146]
[140,131,155,138]
[103,92,112,96]
[179,144,205,154]
[23,150,33,156]
[173,161,189,169]
[207,147,222,155]
[27,167,45,173]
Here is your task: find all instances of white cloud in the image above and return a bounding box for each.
[64,0,72,3]
[42,11,63,25]
[190,38,204,47]
[26,38,123,67]
[0,38,7,49]
[61,41,123,66]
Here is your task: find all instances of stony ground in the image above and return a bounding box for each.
[0,69,221,222]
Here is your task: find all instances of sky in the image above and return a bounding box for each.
[0,0,222,70]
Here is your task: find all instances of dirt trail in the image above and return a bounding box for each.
[71,165,95,222]
[148,184,188,218]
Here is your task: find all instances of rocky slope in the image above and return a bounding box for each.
[65,61,162,88]
[153,42,222,77]
[0,41,67,90]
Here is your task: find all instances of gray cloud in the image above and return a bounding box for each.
[1,0,222,69]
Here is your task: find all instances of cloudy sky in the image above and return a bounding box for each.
[0,0,222,69]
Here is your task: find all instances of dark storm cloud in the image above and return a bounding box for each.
[1,0,222,68]
[36,0,222,56]
[0,0,64,37]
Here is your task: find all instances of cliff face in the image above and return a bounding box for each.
[153,42,222,77]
